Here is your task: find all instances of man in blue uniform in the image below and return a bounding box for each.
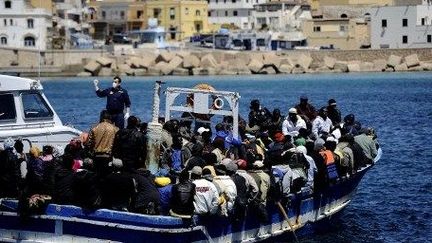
[93,76,131,128]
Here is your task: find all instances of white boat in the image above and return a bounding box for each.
[0,75,81,150]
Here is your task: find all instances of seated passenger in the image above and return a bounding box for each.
[160,134,192,175]
[131,168,161,215]
[213,164,238,217]
[155,177,173,215]
[191,166,219,215]
[53,153,76,205]
[311,107,333,140]
[26,147,45,195]
[170,169,196,216]
[294,95,317,126]
[282,108,307,138]
[0,137,19,198]
[296,146,317,189]
[102,159,136,211]
[341,114,361,136]
[354,128,378,165]
[248,99,272,132]
[327,99,341,126]
[73,158,101,209]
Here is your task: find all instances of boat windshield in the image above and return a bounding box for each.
[0,93,16,121]
[21,92,53,119]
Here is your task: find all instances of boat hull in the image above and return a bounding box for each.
[0,164,372,243]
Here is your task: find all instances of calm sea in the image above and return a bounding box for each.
[42,72,432,242]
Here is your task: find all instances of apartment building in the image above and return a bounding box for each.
[208,0,266,29]
[370,0,432,48]
[0,0,52,50]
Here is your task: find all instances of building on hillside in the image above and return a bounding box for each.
[29,0,54,14]
[208,0,266,30]
[143,0,210,41]
[87,0,209,41]
[370,0,432,49]
[303,17,369,49]
[86,0,135,40]
[0,0,52,50]
[250,0,311,31]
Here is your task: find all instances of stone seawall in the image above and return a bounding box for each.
[1,47,431,77]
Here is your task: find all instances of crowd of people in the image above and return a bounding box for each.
[0,92,379,222]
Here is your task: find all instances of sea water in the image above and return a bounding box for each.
[43,72,432,242]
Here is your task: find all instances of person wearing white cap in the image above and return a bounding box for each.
[282,108,307,138]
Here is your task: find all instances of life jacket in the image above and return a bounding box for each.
[319,150,338,180]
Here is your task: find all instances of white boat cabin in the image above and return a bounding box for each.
[0,75,81,150]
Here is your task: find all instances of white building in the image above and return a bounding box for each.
[0,0,52,50]
[370,0,432,49]
[208,0,266,29]
[250,1,311,31]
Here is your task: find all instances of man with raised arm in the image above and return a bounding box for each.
[93,76,131,128]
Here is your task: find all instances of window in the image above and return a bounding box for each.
[422,18,425,26]
[225,11,228,16]
[102,11,106,19]
[339,25,347,32]
[153,8,161,18]
[402,35,408,44]
[9,19,12,25]
[137,10,143,19]
[233,10,238,16]
[196,10,201,16]
[382,19,387,28]
[208,11,211,17]
[3,19,6,26]
[24,36,36,47]
[341,13,347,18]
[0,36,7,45]
[27,19,34,28]
[428,35,431,43]
[313,26,321,32]
[21,92,53,119]
[232,0,236,2]
[120,11,125,19]
[170,8,175,20]
[4,0,11,8]
[0,94,16,121]
[185,8,189,15]
[402,18,407,27]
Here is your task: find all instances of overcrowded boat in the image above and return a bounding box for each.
[0,75,381,242]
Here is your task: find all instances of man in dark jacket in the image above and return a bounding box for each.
[327,99,341,125]
[53,153,75,205]
[94,76,131,128]
[248,99,272,132]
[170,169,195,216]
[0,137,19,198]
[130,168,161,215]
[113,116,147,170]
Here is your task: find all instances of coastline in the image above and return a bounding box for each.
[1,47,431,77]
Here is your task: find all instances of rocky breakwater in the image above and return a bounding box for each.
[77,51,432,77]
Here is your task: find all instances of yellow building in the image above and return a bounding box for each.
[142,0,209,41]
[303,18,370,49]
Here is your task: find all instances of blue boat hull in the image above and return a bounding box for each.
[0,164,373,242]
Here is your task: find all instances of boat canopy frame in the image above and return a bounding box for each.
[165,87,241,138]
